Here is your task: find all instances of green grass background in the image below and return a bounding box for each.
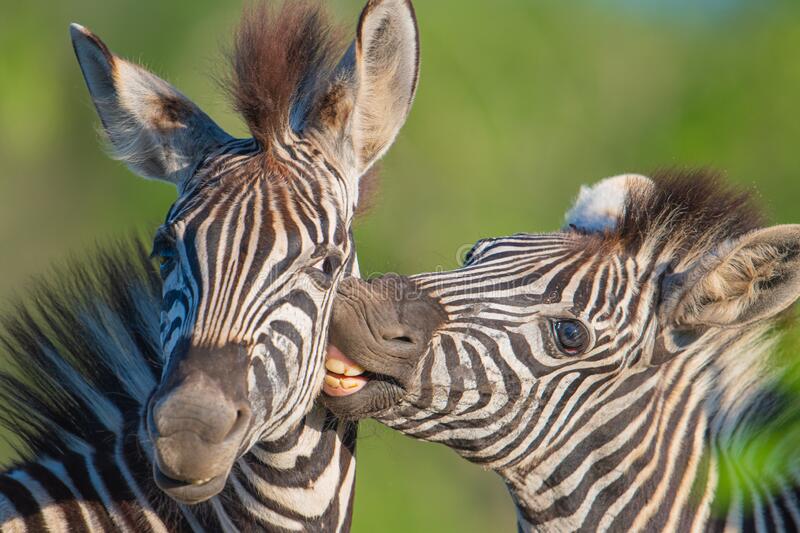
[2,0,800,530]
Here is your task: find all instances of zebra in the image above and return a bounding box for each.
[0,0,420,530]
[0,243,356,531]
[324,169,800,531]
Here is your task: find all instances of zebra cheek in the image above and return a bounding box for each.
[248,358,275,420]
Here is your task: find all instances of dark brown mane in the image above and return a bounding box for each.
[226,0,345,148]
[615,169,765,254]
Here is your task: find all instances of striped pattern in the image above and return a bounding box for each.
[0,242,358,532]
[17,0,421,527]
[157,134,357,443]
[377,227,800,529]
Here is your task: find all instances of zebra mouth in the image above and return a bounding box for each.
[323,344,403,398]
[322,344,407,419]
[322,345,370,397]
[153,465,228,504]
[321,275,445,419]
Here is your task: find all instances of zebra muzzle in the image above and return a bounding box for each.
[322,275,446,419]
[147,344,253,504]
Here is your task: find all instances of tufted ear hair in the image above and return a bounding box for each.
[661,225,800,329]
[564,174,653,233]
[70,24,233,186]
[309,0,419,185]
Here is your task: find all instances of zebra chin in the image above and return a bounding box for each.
[321,275,446,420]
[152,467,229,505]
[149,424,244,504]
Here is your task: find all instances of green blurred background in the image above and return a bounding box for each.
[2,0,800,530]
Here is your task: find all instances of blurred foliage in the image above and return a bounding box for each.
[1,0,800,531]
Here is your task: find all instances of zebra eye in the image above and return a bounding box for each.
[308,254,342,290]
[551,319,590,355]
[463,249,475,265]
[313,253,342,276]
[151,241,176,276]
[151,228,178,276]
[462,242,482,266]
[321,256,337,276]
[156,249,176,274]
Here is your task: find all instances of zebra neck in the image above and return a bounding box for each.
[233,405,357,530]
[502,366,714,531]
[503,327,799,531]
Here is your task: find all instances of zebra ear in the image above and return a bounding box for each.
[70,24,233,186]
[564,174,654,233]
[311,0,419,183]
[661,225,800,329]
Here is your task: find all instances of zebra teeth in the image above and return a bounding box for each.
[324,375,341,389]
[325,358,347,375]
[325,355,365,377]
[340,378,361,389]
[193,478,213,485]
[343,364,365,377]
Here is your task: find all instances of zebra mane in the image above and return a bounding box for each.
[0,240,162,465]
[225,0,346,148]
[612,168,765,257]
[219,1,383,215]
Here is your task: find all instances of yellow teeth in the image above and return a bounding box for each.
[324,375,341,389]
[325,358,346,375]
[343,364,365,376]
[341,378,361,389]
[325,358,365,377]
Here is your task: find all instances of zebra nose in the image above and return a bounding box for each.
[148,371,252,493]
[329,275,447,379]
[151,373,251,444]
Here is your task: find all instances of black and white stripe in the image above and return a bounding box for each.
[0,242,358,531]
[358,172,800,531]
[38,0,420,527]
[156,132,357,442]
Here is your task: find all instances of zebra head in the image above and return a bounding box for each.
[324,171,800,472]
[70,0,419,504]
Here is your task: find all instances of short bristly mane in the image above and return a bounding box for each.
[610,169,765,257]
[226,0,345,148]
[223,0,381,215]
[0,241,162,464]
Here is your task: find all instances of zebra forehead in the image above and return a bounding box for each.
[478,169,763,271]
[166,153,343,225]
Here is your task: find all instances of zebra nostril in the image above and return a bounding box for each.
[225,404,251,441]
[381,326,416,345]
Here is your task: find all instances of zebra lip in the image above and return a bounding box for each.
[153,466,227,504]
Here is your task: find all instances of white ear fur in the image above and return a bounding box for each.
[70,23,232,186]
[662,225,800,329]
[352,0,419,173]
[564,174,654,232]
